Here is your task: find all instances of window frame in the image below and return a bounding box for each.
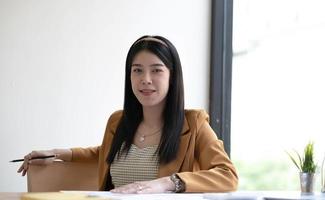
[209,0,233,156]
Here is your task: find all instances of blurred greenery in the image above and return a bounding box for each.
[233,159,300,190]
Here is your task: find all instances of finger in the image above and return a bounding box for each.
[22,169,27,176]
[110,186,126,193]
[30,150,47,158]
[30,151,36,158]
[120,187,137,194]
[136,183,152,194]
[111,186,132,193]
[136,187,150,194]
[111,184,139,194]
[131,183,147,194]
[29,157,53,165]
[111,188,125,193]
[23,154,31,171]
[17,164,24,173]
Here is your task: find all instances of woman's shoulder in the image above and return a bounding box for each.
[109,110,123,120]
[185,109,209,120]
[106,110,123,131]
[184,109,210,127]
[184,109,218,141]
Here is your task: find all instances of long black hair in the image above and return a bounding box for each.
[107,35,184,164]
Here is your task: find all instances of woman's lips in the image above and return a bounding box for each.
[140,89,156,96]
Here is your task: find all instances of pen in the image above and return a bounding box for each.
[10,155,56,162]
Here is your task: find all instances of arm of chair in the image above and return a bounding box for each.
[27,160,98,192]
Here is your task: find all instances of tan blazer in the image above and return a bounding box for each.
[71,109,238,192]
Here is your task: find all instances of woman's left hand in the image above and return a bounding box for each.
[110,177,175,194]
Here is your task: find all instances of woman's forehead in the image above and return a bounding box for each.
[132,51,163,64]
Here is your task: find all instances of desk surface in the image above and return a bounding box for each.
[1,191,325,200]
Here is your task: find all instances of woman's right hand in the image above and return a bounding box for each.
[17,149,72,176]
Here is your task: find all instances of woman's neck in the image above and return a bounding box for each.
[142,105,164,129]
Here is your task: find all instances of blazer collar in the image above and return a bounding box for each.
[181,115,190,135]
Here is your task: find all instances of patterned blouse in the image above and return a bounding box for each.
[110,144,159,187]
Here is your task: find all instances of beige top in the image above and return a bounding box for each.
[110,144,159,187]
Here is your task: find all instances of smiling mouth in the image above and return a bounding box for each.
[140,89,156,95]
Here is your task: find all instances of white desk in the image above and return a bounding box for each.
[66,191,325,200]
[204,191,325,200]
[3,191,325,200]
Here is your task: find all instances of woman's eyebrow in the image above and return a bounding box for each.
[131,63,165,67]
[150,63,165,67]
[131,64,142,67]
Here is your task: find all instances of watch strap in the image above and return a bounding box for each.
[170,173,185,193]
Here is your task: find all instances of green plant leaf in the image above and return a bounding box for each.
[286,142,316,173]
[286,150,302,172]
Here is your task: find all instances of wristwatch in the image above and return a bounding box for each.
[170,173,185,193]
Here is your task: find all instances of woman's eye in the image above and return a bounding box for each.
[133,68,142,73]
[153,69,162,73]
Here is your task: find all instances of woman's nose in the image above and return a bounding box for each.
[141,72,152,85]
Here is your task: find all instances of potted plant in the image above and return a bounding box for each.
[287,142,316,194]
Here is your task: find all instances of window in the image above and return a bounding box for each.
[231,0,325,190]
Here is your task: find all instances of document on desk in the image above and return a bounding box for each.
[21,192,109,200]
[62,191,205,200]
[67,191,325,200]
[62,191,265,200]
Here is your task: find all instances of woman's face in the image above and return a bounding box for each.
[131,50,170,108]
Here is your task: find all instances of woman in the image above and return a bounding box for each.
[18,35,238,193]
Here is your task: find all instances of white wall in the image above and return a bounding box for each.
[0,0,210,191]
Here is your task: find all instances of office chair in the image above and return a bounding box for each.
[27,160,98,192]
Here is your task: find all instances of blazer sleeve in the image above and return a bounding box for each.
[177,111,238,192]
[70,146,100,162]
